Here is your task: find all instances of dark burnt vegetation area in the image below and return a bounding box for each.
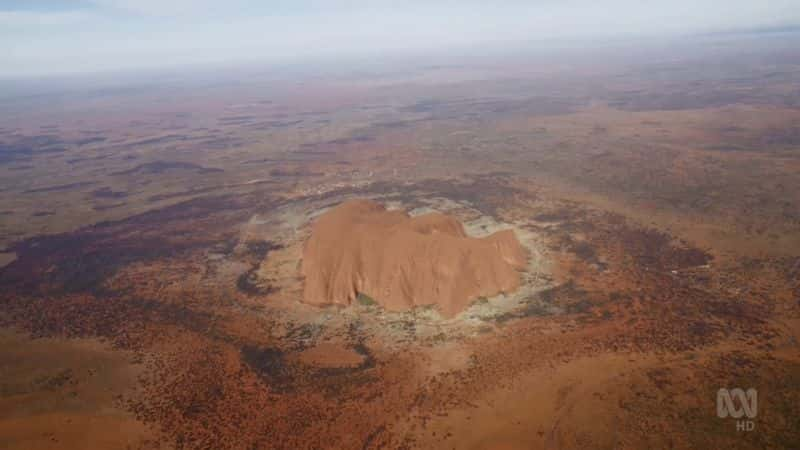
[236,240,282,296]
[0,195,250,296]
[530,203,775,351]
[0,193,288,354]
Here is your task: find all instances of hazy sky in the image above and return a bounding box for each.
[2,0,799,77]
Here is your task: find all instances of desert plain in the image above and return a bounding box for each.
[0,33,799,449]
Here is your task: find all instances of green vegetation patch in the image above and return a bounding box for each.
[356,292,377,306]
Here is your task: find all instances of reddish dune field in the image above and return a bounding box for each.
[1,34,799,449]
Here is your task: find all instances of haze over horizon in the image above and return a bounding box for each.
[2,0,800,77]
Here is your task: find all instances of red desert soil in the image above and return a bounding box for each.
[296,342,366,368]
[302,199,528,317]
[0,329,160,450]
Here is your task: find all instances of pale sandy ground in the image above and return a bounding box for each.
[0,253,15,269]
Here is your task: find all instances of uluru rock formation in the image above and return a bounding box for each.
[301,199,528,317]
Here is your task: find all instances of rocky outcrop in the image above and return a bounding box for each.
[302,199,527,317]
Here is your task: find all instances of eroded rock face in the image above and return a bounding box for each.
[301,199,527,317]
